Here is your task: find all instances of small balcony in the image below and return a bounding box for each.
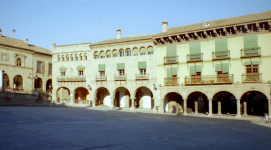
[57,75,86,82]
[184,74,234,85]
[240,47,261,58]
[242,73,262,83]
[135,73,149,80]
[187,53,203,62]
[164,56,179,64]
[164,77,179,86]
[212,50,230,60]
[115,74,127,81]
[96,75,107,84]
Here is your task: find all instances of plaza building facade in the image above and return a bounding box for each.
[52,11,271,117]
[0,29,52,93]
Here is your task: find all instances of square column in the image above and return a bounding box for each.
[183,99,187,115]
[236,99,241,118]
[208,99,212,116]
[194,100,198,114]
[159,99,165,113]
[217,101,222,115]
[243,101,247,116]
[268,99,271,116]
[130,98,135,110]
[110,96,114,108]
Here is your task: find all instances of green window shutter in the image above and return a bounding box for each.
[80,53,83,56]
[107,51,111,55]
[215,39,228,51]
[252,61,259,65]
[84,53,87,56]
[62,55,65,58]
[190,66,196,75]
[98,64,105,71]
[244,35,258,49]
[140,48,146,54]
[113,51,117,55]
[138,62,146,69]
[222,63,229,73]
[196,65,202,72]
[244,61,251,66]
[133,48,138,55]
[66,54,69,57]
[60,70,65,73]
[101,51,105,56]
[148,47,153,52]
[78,69,83,71]
[166,45,176,56]
[172,67,178,76]
[215,64,222,72]
[117,63,125,70]
[70,54,73,57]
[189,42,201,54]
[167,67,172,82]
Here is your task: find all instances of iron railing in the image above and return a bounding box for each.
[212,50,230,60]
[135,73,149,80]
[57,75,86,82]
[115,74,127,81]
[240,47,261,58]
[184,74,234,85]
[96,75,107,81]
[187,53,203,62]
[164,77,179,86]
[241,73,262,83]
[164,55,179,64]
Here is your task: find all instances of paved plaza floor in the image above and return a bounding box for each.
[0,107,271,150]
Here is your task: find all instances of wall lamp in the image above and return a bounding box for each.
[88,85,92,90]
[153,84,157,90]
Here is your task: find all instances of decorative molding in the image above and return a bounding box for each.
[77,65,86,69]
[59,66,67,70]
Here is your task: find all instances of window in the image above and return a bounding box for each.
[106,50,111,58]
[17,58,21,66]
[79,70,84,75]
[189,42,201,60]
[190,65,202,82]
[112,50,117,57]
[119,70,125,76]
[37,61,42,73]
[98,64,106,78]
[66,55,69,61]
[133,48,138,56]
[94,52,99,59]
[117,63,125,76]
[166,45,177,62]
[246,65,258,73]
[62,55,65,61]
[243,35,259,55]
[100,71,105,77]
[126,49,131,56]
[49,63,52,75]
[71,54,74,61]
[140,69,146,75]
[100,51,105,58]
[84,53,87,60]
[140,47,146,55]
[166,67,178,84]
[58,55,60,61]
[120,50,124,57]
[80,53,83,60]
[61,71,65,77]
[75,54,78,61]
[148,47,154,55]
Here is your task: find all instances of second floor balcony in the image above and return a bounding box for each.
[212,50,230,60]
[240,47,261,58]
[164,77,179,86]
[187,53,203,62]
[164,55,179,64]
[184,74,234,85]
[96,75,107,81]
[57,75,86,82]
[135,73,149,80]
[242,73,262,83]
[115,74,127,81]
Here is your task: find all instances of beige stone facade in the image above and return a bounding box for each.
[0,30,52,94]
[52,11,271,117]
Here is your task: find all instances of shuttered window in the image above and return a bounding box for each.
[133,48,138,56]
[215,63,229,73]
[244,61,259,66]
[167,68,172,82]
[140,47,146,55]
[117,63,125,70]
[190,66,196,75]
[98,64,105,71]
[148,47,154,54]
[100,51,105,57]
[189,42,201,59]
[166,45,177,61]
[244,35,258,49]
[215,39,228,56]
[138,62,146,69]
[172,67,178,76]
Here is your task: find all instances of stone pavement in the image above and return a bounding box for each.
[0,107,271,150]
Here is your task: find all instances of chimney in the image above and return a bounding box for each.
[117,26,121,39]
[24,39,28,44]
[0,29,2,37]
[51,43,56,51]
[162,20,168,32]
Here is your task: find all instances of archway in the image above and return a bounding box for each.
[187,92,208,114]
[212,91,236,115]
[46,79,52,93]
[241,91,268,116]
[57,87,70,102]
[95,87,110,106]
[113,87,131,108]
[75,87,89,103]
[13,75,23,90]
[164,92,183,113]
[134,87,153,109]
[3,73,9,88]
[34,77,43,89]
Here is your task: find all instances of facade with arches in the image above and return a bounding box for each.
[52,11,271,117]
[0,30,52,93]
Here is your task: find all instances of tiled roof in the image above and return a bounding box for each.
[0,36,52,55]
[154,10,271,37]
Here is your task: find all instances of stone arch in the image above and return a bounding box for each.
[133,86,154,109]
[212,91,237,115]
[113,86,131,108]
[147,46,154,54]
[94,87,111,106]
[100,50,105,58]
[56,87,70,103]
[187,91,208,114]
[46,79,52,93]
[34,77,43,89]
[211,90,237,100]
[94,51,99,59]
[106,50,111,58]
[112,49,117,57]
[125,48,131,56]
[119,49,124,57]
[74,87,89,103]
[13,75,23,90]
[163,92,183,113]
[139,47,146,55]
[132,47,138,56]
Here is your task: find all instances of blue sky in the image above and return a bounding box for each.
[0,0,270,50]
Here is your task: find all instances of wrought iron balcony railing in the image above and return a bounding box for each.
[135,73,149,80]
[184,74,234,85]
[240,47,261,58]
[57,75,86,82]
[241,73,262,83]
[115,74,127,81]
[187,53,203,62]
[96,75,107,81]
[164,77,179,86]
[212,50,230,60]
[164,55,179,64]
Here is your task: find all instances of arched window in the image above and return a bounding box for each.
[94,51,99,59]
[80,53,83,60]
[119,49,124,57]
[84,53,87,60]
[133,48,138,56]
[34,77,43,89]
[126,48,131,56]
[13,75,23,90]
[58,55,60,61]
[106,50,111,58]
[17,58,22,66]
[70,54,74,61]
[3,73,9,88]
[100,51,105,58]
[66,54,69,61]
[75,54,78,60]
[112,50,117,57]
[140,47,146,55]
[62,55,65,61]
[148,46,154,54]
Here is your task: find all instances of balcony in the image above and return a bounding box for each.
[164,77,179,86]
[57,75,86,82]
[115,74,127,84]
[242,73,262,83]
[187,53,203,62]
[212,50,230,60]
[240,47,261,58]
[164,55,179,64]
[96,75,107,84]
[184,74,234,85]
[135,73,149,80]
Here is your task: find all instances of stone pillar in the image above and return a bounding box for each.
[160,99,165,113]
[268,99,271,116]
[194,100,198,114]
[236,99,241,118]
[183,99,187,115]
[110,96,114,108]
[208,99,212,116]
[217,101,222,115]
[130,98,135,110]
[243,100,247,116]
[70,91,74,104]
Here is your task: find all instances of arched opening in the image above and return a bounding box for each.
[75,54,78,61]
[58,55,60,61]
[66,54,69,61]
[94,51,99,59]
[187,92,208,114]
[112,49,117,57]
[46,79,52,93]
[147,46,154,55]
[133,47,138,56]
[75,87,89,103]
[126,48,131,56]
[17,58,22,66]
[139,47,146,55]
[34,77,43,89]
[80,53,83,60]
[106,50,111,58]
[100,51,105,58]
[57,87,70,103]
[241,91,268,116]
[13,75,23,90]
[62,55,65,61]
[113,87,131,108]
[134,87,153,109]
[70,54,74,61]
[95,87,110,106]
[213,91,236,115]
[3,73,9,88]
[119,49,124,57]
[164,92,183,113]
